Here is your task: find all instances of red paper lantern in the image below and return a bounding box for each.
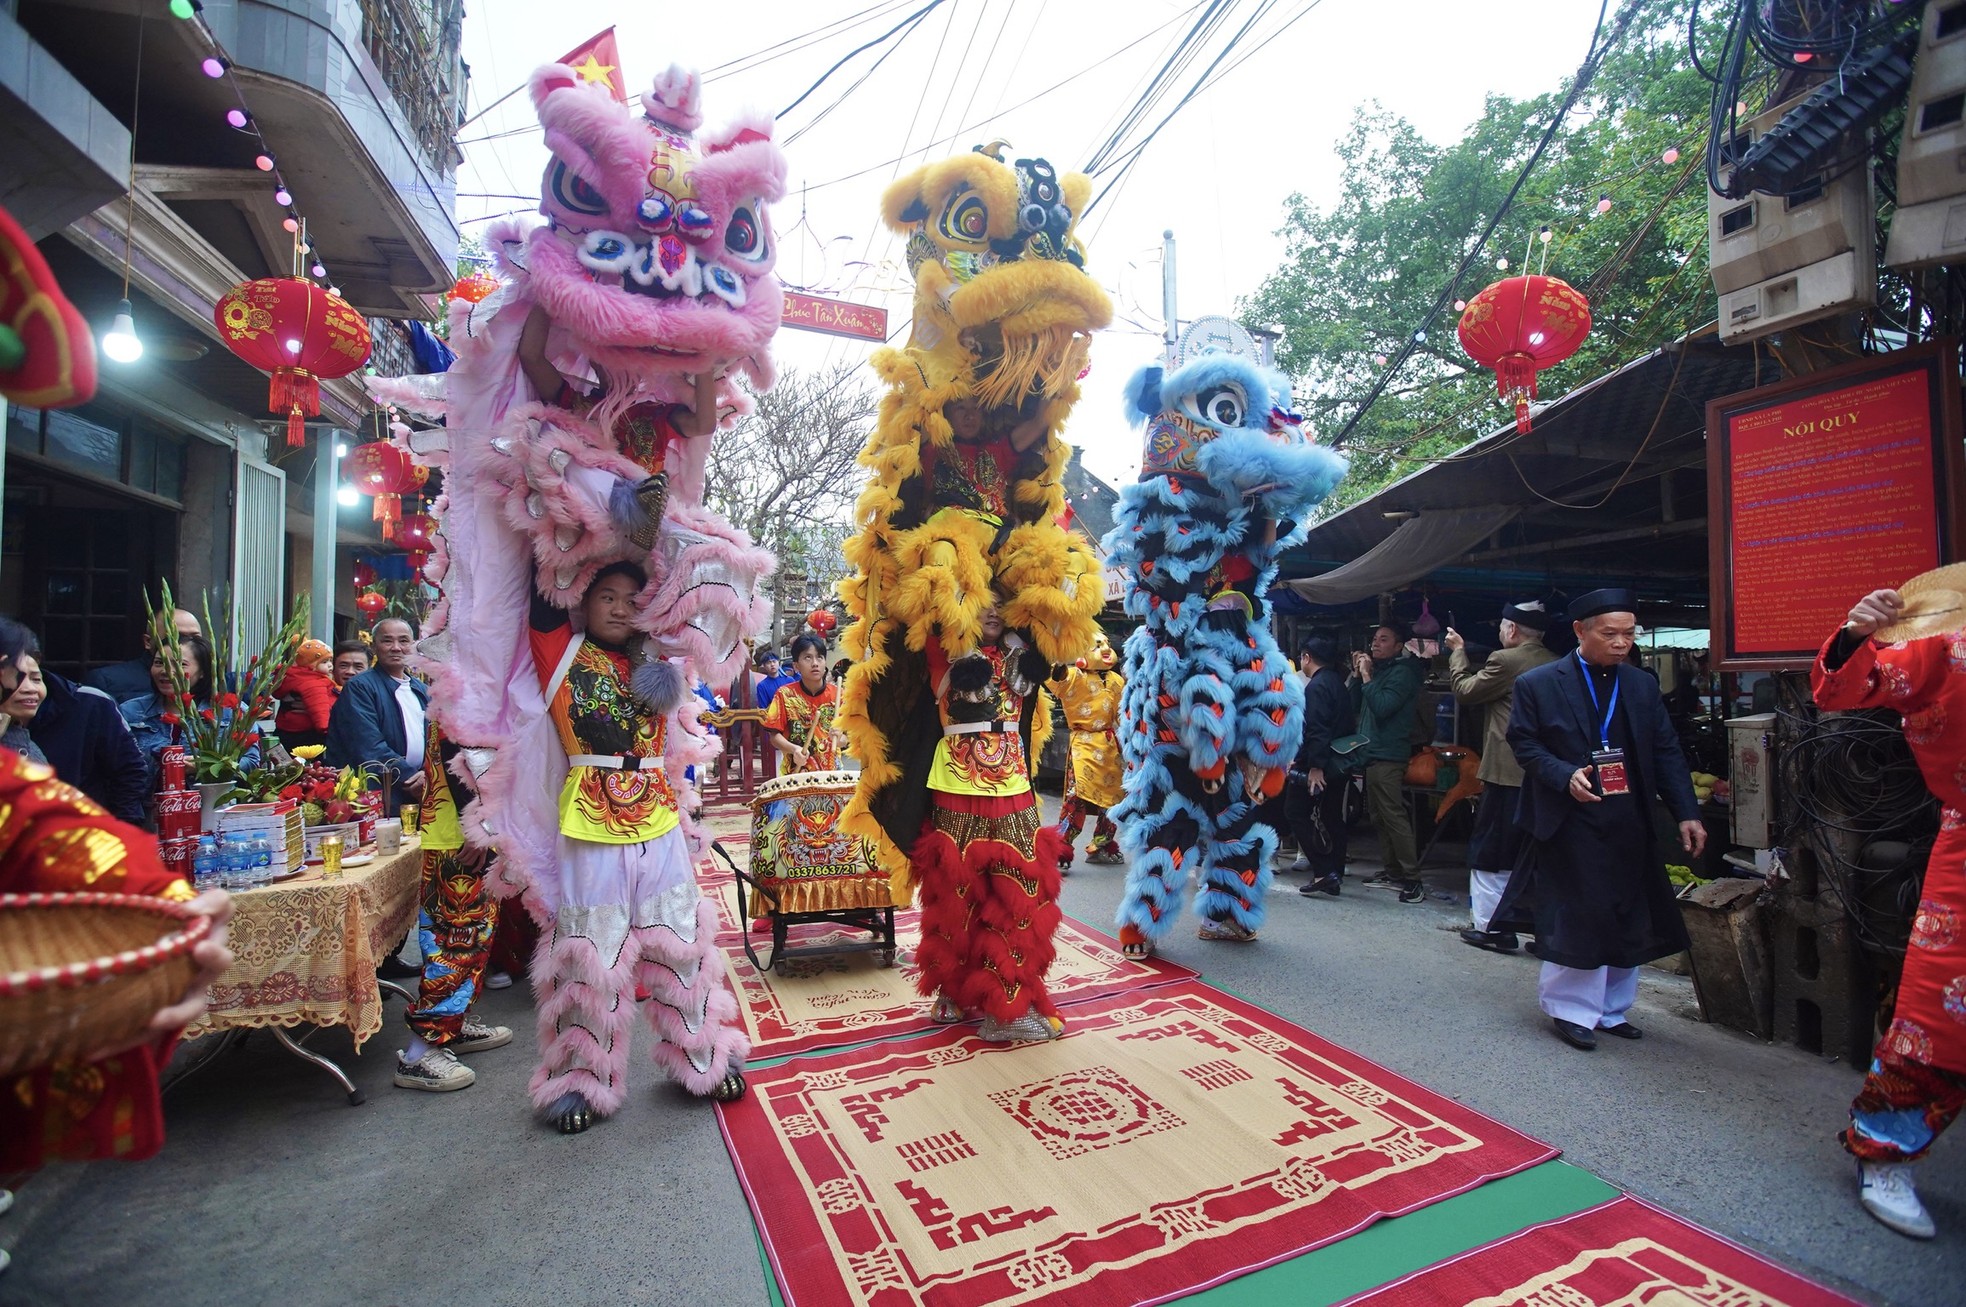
[345,440,427,540]
[398,509,437,566]
[806,609,838,638]
[1456,274,1592,434]
[450,272,499,303]
[356,589,388,617]
[213,277,371,448]
[351,560,378,590]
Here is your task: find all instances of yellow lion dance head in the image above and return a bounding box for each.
[880,143,1111,408]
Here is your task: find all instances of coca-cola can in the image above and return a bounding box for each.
[160,745,189,790]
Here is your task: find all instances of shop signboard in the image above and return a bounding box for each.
[780,292,887,343]
[1707,339,1965,669]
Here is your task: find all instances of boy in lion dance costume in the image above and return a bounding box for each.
[1106,327,1346,955]
[370,61,785,1130]
[837,145,1110,1042]
[1049,631,1126,869]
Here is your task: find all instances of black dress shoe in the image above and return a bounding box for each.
[1552,1018,1598,1051]
[1524,939,1542,958]
[376,954,421,980]
[1459,927,1519,953]
[1597,1020,1643,1040]
[1299,875,1341,897]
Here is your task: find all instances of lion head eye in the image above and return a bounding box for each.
[549,161,607,217]
[1184,383,1248,429]
[724,202,769,263]
[937,188,990,247]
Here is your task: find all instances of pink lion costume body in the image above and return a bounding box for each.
[371,63,785,1129]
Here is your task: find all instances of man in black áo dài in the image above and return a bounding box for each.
[1492,589,1705,1051]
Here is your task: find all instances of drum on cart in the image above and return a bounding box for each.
[729,770,895,971]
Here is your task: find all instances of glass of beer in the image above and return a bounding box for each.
[320,834,344,879]
[398,803,420,836]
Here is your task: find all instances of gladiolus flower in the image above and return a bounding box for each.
[160,711,181,726]
[200,708,217,722]
[219,692,240,710]
[180,692,195,706]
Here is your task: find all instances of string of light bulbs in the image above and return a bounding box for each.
[164,0,347,294]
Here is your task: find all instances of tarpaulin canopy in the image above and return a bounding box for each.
[1284,507,1519,605]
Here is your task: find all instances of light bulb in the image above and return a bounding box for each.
[336,485,359,508]
[309,264,325,278]
[255,154,274,171]
[1454,299,1466,312]
[201,57,226,78]
[1662,147,1680,164]
[1529,331,1545,345]
[1372,354,1388,366]
[169,0,197,16]
[274,187,292,206]
[101,299,143,363]
[226,108,248,129]
[1597,195,1612,214]
[282,216,299,232]
[1538,226,1552,243]
[334,442,348,457]
[327,286,341,297]
[284,338,301,353]
[1412,330,1426,343]
[1496,257,1509,270]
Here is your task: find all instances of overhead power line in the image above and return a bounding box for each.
[778,0,951,120]
[1327,0,1633,450]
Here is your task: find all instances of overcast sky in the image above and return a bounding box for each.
[455,0,1605,484]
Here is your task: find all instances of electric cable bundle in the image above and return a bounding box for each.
[1774,675,1936,957]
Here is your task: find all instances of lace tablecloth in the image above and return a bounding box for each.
[186,842,424,1048]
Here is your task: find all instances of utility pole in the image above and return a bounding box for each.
[1162,229,1178,367]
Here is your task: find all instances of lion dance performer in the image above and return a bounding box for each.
[368,61,785,1130]
[837,145,1110,1041]
[1106,329,1346,954]
[1049,631,1125,869]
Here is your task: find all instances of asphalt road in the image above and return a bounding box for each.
[4,798,1958,1306]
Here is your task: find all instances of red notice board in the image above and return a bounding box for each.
[1708,339,1965,670]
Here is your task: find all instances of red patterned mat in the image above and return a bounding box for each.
[718,981,1558,1307]
[1335,1195,1863,1306]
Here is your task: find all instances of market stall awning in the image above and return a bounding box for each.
[1280,334,1773,621]
[1285,507,1518,605]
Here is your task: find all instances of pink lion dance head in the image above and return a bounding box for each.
[525,62,786,402]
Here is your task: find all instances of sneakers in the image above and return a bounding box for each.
[979,1011,1064,1043]
[484,970,514,990]
[1858,1161,1937,1239]
[1197,918,1257,943]
[1084,846,1125,866]
[1397,880,1426,904]
[453,1016,513,1053]
[1361,871,1400,889]
[394,1046,476,1092]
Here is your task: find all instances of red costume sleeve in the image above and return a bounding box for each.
[0,751,192,1174]
[762,683,792,738]
[1811,629,1947,714]
[528,588,575,694]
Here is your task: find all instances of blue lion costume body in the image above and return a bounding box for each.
[1105,334,1346,953]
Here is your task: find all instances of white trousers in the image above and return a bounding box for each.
[1538,961,1639,1029]
[1469,868,1510,932]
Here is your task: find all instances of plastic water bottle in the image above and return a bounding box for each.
[250,832,274,881]
[219,834,251,889]
[192,836,221,892]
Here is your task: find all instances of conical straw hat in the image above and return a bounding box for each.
[1877,562,1966,642]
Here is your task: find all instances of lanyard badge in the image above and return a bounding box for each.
[1578,654,1631,797]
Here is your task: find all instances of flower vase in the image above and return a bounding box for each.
[196,781,234,832]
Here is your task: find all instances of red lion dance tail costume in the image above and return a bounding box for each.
[370,62,784,1131]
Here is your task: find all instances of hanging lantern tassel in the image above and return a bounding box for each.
[375,492,401,538]
[1493,353,1541,434]
[270,367,320,447]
